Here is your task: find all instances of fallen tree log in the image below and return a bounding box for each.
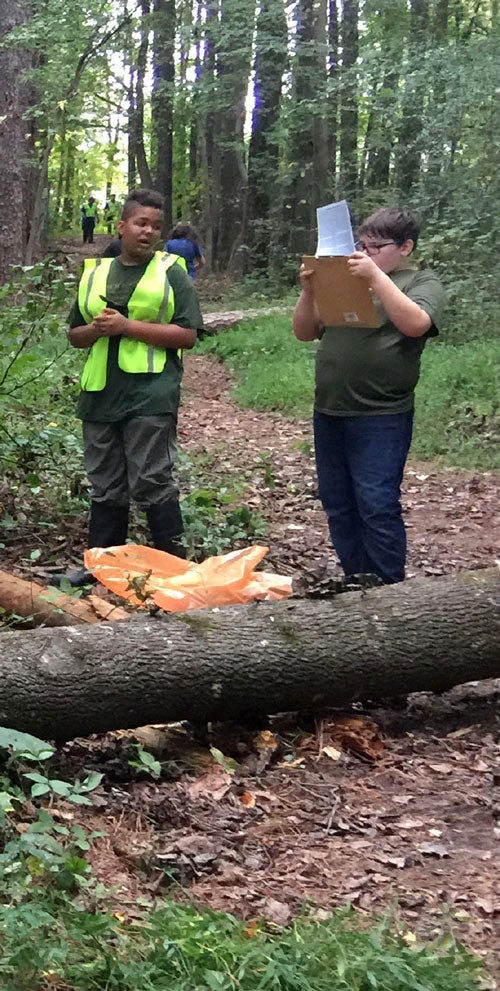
[0,569,129,627]
[0,569,498,740]
[203,306,292,334]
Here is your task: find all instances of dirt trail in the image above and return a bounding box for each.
[5,270,499,974]
[180,354,499,580]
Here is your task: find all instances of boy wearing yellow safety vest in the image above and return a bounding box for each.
[81,196,99,243]
[56,188,204,587]
[104,193,119,234]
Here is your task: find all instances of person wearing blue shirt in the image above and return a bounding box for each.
[165,221,205,279]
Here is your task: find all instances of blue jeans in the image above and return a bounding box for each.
[313,410,414,584]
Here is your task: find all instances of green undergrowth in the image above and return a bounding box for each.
[198,316,316,417]
[197,317,500,471]
[0,894,484,991]
[0,731,487,989]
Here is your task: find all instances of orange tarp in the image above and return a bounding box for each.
[85,544,293,612]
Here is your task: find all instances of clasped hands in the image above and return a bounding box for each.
[92,307,128,337]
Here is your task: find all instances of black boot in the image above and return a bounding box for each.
[88,501,129,548]
[146,500,186,558]
[343,572,384,591]
[52,502,129,588]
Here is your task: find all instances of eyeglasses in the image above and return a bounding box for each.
[358,240,397,255]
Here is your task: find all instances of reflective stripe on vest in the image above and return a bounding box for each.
[78,252,185,392]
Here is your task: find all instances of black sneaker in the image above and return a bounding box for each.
[344,573,384,590]
[50,568,96,589]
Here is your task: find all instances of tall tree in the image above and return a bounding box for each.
[198,0,219,268]
[213,0,255,270]
[360,0,406,197]
[283,0,330,259]
[131,0,153,189]
[151,0,176,230]
[0,0,33,282]
[338,0,359,199]
[394,0,429,195]
[327,0,339,177]
[246,0,288,272]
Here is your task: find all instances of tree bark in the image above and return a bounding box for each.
[0,0,32,282]
[132,0,153,190]
[151,0,175,231]
[0,570,498,741]
[338,0,359,200]
[394,0,429,195]
[285,0,329,258]
[246,0,288,274]
[0,570,128,628]
[210,0,254,271]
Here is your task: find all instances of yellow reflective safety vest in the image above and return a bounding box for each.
[78,252,187,392]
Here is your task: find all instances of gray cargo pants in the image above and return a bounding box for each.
[82,415,179,508]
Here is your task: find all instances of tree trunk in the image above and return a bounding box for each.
[199,0,220,270]
[151,0,175,232]
[0,570,498,741]
[62,137,76,230]
[394,0,429,195]
[132,0,153,190]
[285,0,330,259]
[338,0,359,200]
[127,65,137,190]
[327,0,339,183]
[0,570,128,628]
[0,0,32,282]
[246,0,288,274]
[212,0,255,271]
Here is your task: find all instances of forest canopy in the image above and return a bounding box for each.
[0,0,498,322]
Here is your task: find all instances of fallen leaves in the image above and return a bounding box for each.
[255,730,279,753]
[186,767,232,802]
[322,745,342,761]
[321,716,385,762]
[417,842,451,858]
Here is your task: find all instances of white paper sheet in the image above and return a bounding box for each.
[316,200,355,256]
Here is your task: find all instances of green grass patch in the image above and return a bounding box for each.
[413,341,499,469]
[198,316,316,416]
[197,318,500,470]
[0,891,484,990]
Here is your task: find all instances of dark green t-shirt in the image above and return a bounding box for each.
[70,257,204,422]
[315,267,446,416]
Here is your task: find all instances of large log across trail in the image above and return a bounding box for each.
[0,570,498,740]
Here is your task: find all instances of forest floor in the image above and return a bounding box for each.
[13,237,500,978]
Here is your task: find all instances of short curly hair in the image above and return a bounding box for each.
[358,207,420,249]
[122,188,164,220]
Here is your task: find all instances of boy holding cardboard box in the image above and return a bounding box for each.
[293,207,446,585]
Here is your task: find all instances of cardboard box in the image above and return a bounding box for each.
[302,255,382,328]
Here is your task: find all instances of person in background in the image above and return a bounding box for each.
[81,196,98,244]
[104,193,119,234]
[54,188,204,588]
[165,221,205,280]
[292,206,447,586]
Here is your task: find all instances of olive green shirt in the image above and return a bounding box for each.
[69,257,204,422]
[315,266,446,416]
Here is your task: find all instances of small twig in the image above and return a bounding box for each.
[324,795,341,835]
[2,347,70,397]
[315,716,325,757]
